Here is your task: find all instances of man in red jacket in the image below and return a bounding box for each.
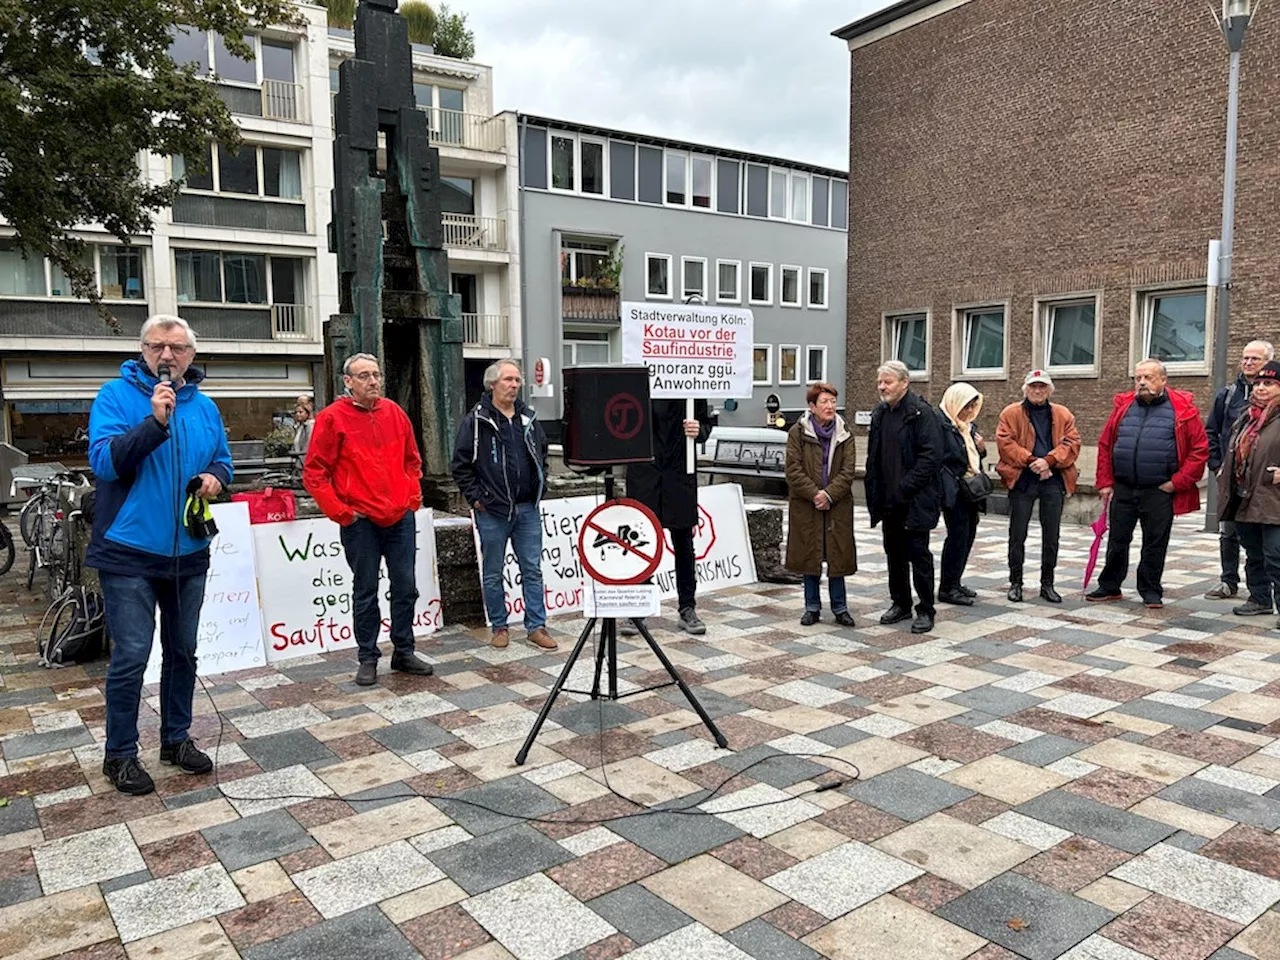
[303,353,433,685]
[1089,358,1208,608]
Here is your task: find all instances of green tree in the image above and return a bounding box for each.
[400,1,437,45]
[0,0,302,327]
[432,3,475,60]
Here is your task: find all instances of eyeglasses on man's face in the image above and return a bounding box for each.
[143,341,193,356]
[346,371,381,383]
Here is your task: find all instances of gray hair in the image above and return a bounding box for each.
[877,360,910,382]
[1246,340,1276,361]
[342,353,380,376]
[483,358,522,391]
[1136,357,1168,376]
[140,314,197,351]
[1022,381,1055,397]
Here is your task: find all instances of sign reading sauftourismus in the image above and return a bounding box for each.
[621,301,754,399]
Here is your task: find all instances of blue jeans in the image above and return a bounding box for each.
[475,502,545,632]
[339,513,418,663]
[101,571,206,760]
[1236,521,1279,611]
[803,574,847,614]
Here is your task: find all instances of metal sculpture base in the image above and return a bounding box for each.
[515,615,728,765]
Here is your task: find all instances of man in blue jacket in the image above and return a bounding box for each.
[1204,340,1274,603]
[87,316,232,795]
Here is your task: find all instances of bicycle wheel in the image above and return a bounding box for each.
[18,493,47,547]
[0,522,14,577]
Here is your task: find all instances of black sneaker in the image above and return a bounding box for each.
[103,756,156,795]
[160,739,213,775]
[678,607,707,635]
[390,651,434,676]
[1233,599,1273,617]
[958,584,978,598]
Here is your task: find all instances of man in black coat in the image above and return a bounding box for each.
[864,361,943,634]
[626,398,712,634]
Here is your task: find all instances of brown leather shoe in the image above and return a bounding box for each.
[491,628,509,649]
[528,627,557,650]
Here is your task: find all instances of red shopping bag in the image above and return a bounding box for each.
[231,487,297,524]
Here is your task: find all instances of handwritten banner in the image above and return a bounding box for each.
[475,483,757,622]
[256,510,443,663]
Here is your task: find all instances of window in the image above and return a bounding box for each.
[808,268,829,308]
[262,148,302,199]
[961,305,1007,375]
[831,180,848,230]
[790,173,808,222]
[749,262,772,305]
[753,344,773,385]
[50,250,94,297]
[581,139,604,195]
[523,126,548,189]
[562,240,611,286]
[176,144,303,200]
[806,346,828,383]
[666,151,687,205]
[261,40,295,83]
[638,146,663,204]
[1041,296,1098,374]
[681,257,707,301]
[175,249,302,307]
[889,312,928,373]
[440,176,475,214]
[169,26,210,74]
[100,246,146,300]
[213,32,256,83]
[217,144,258,194]
[716,159,740,214]
[716,260,740,303]
[779,345,800,385]
[168,29,294,88]
[780,265,801,307]
[692,156,713,209]
[811,177,830,227]
[746,164,768,217]
[770,169,787,218]
[645,253,672,299]
[610,142,635,200]
[1143,289,1207,366]
[0,241,48,296]
[0,242,145,300]
[175,250,223,302]
[174,144,214,191]
[551,135,574,191]
[564,332,612,368]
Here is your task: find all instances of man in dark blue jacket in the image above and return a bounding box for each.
[1204,340,1274,602]
[451,359,556,651]
[87,316,232,795]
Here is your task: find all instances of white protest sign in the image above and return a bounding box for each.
[476,483,757,622]
[621,301,754,399]
[578,499,665,585]
[256,509,442,663]
[145,501,265,684]
[582,583,661,619]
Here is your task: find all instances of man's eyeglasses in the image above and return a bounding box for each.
[347,371,381,382]
[143,342,193,356]
[1243,356,1267,364]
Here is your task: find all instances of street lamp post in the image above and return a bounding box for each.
[1205,0,1255,532]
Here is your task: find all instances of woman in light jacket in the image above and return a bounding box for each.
[785,382,858,626]
[937,382,985,606]
[290,395,314,458]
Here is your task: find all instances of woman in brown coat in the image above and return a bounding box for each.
[785,382,858,626]
[1217,359,1280,622]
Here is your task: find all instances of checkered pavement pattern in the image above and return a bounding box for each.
[2,506,1280,960]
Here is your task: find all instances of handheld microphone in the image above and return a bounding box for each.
[157,362,173,415]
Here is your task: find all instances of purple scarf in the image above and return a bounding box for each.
[813,415,836,486]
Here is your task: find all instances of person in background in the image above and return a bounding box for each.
[87,315,232,795]
[290,395,314,458]
[1205,340,1274,602]
[865,360,943,634]
[625,398,712,635]
[937,383,986,606]
[784,382,858,626]
[1089,358,1208,608]
[303,353,433,686]
[1216,358,1280,627]
[996,371,1081,603]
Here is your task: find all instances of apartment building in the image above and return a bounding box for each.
[517,116,849,434]
[328,31,521,407]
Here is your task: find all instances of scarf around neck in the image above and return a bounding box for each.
[1233,393,1280,483]
[812,414,837,487]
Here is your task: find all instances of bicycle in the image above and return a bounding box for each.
[18,470,91,591]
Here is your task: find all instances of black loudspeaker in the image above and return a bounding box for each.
[563,365,653,467]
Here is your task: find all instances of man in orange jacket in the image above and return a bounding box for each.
[303,353,433,685]
[1088,359,1208,608]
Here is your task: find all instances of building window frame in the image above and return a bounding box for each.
[715,259,740,304]
[752,343,773,386]
[173,143,305,203]
[955,300,1010,381]
[665,150,688,206]
[681,256,707,301]
[882,310,931,382]
[1034,291,1103,379]
[748,262,773,306]
[768,168,788,219]
[549,130,577,193]
[779,264,802,308]
[645,252,673,300]
[789,172,809,223]
[807,268,829,309]
[778,344,801,386]
[805,345,828,384]
[172,247,307,310]
[1134,283,1211,375]
[578,135,607,196]
[0,239,148,302]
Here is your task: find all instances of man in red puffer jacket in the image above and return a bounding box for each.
[304,353,433,686]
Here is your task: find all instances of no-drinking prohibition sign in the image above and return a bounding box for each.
[578,498,665,585]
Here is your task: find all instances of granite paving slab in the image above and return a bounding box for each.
[1015,790,1179,854]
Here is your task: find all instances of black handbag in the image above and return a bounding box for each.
[958,471,993,503]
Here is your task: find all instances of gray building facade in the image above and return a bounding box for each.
[516,116,848,434]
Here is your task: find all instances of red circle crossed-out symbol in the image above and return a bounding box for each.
[578,498,665,585]
[604,393,644,440]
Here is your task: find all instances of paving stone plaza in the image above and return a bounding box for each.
[2,506,1280,960]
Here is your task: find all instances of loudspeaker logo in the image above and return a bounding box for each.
[604,392,644,440]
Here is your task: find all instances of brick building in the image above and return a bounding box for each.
[834,0,1280,474]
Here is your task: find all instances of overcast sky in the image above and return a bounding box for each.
[451,1,892,171]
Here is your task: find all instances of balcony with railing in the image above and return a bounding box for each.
[217,80,307,123]
[561,286,621,322]
[271,304,310,340]
[462,313,509,348]
[425,108,505,154]
[443,214,507,252]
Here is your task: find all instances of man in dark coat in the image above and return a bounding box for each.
[864,360,943,634]
[626,398,712,634]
